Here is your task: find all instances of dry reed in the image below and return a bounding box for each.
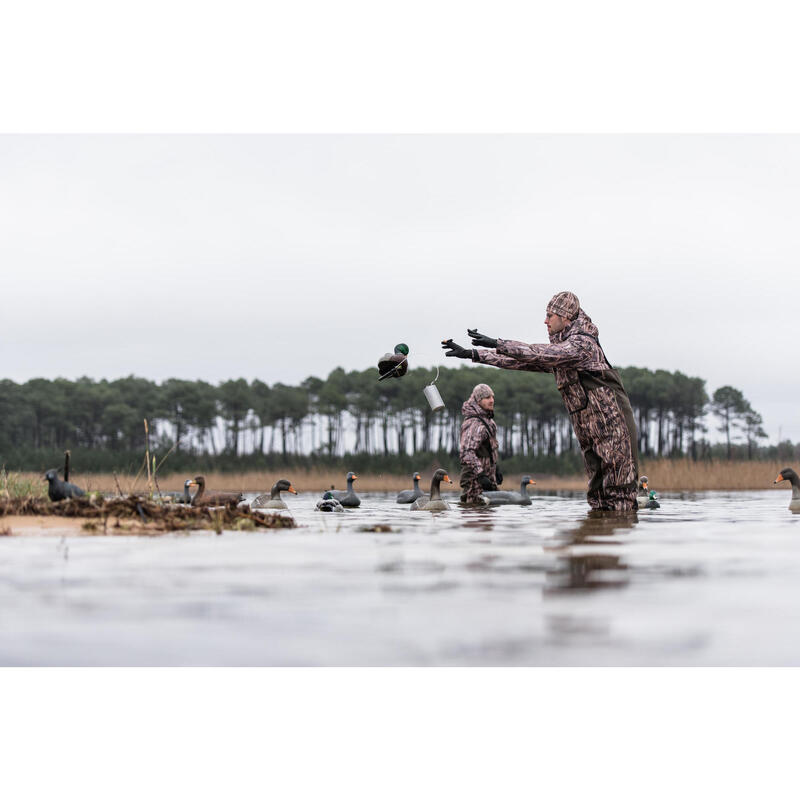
[10,459,794,495]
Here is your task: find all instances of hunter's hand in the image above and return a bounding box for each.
[467,328,498,348]
[442,339,473,359]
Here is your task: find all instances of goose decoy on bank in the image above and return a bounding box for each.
[328,472,360,507]
[44,469,85,501]
[411,469,453,511]
[483,475,536,506]
[252,479,298,510]
[377,344,409,381]
[189,476,244,507]
[160,478,195,503]
[316,491,344,512]
[773,468,800,512]
[396,472,423,504]
[637,476,660,509]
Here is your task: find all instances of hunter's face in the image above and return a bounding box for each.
[479,395,495,412]
[545,312,568,334]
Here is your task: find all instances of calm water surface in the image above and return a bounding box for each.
[1,490,799,665]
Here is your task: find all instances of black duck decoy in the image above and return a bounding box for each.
[44,469,85,501]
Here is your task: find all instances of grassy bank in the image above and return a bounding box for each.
[6,459,794,495]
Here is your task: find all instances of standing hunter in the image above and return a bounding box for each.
[442,291,638,511]
[459,383,502,505]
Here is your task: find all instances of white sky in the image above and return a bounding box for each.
[0,134,798,441]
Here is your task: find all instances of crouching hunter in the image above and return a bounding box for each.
[443,291,638,511]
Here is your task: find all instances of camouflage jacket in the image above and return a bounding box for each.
[459,398,498,478]
[473,310,611,414]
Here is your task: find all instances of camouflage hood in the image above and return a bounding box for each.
[549,308,599,345]
[461,396,495,425]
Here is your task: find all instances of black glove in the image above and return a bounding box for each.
[478,473,498,491]
[495,468,503,486]
[467,328,498,348]
[442,339,473,359]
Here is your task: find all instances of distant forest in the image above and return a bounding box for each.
[0,365,794,474]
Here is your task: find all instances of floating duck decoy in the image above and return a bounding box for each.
[411,469,453,511]
[252,479,298,510]
[396,471,423,504]
[377,344,409,381]
[189,475,244,507]
[44,469,85,501]
[637,475,660,509]
[316,491,344,512]
[773,468,800,512]
[328,472,360,507]
[483,475,536,506]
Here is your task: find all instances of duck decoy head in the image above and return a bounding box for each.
[433,469,452,484]
[275,479,298,494]
[774,468,799,485]
[522,475,536,486]
[413,471,421,481]
[394,343,409,355]
[346,472,358,482]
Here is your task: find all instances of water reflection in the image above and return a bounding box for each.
[545,511,637,594]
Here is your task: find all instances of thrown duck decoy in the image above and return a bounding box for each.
[774,468,800,513]
[328,472,360,507]
[396,471,423,504]
[377,344,409,381]
[637,475,660,509]
[316,491,344,512]
[252,479,298,510]
[189,475,244,507]
[411,469,453,511]
[483,475,536,506]
[44,468,85,501]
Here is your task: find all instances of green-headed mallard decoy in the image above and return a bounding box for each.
[378,344,409,381]
[251,479,298,509]
[410,469,453,511]
[483,476,536,506]
[316,491,344,512]
[637,475,660,509]
[774,468,800,512]
[396,471,423,504]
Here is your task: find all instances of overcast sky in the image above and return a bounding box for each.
[1,135,797,441]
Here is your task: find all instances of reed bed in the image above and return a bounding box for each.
[9,460,794,496]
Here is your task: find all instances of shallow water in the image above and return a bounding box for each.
[1,490,799,665]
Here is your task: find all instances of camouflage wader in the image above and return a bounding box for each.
[459,396,498,504]
[474,310,638,511]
